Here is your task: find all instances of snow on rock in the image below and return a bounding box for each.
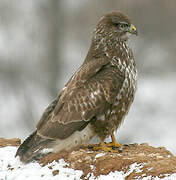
[94,153,106,159]
[0,146,83,180]
[1,144,176,180]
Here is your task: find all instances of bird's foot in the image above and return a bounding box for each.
[105,141,121,148]
[92,144,118,153]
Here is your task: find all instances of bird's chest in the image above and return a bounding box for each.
[114,60,137,112]
[108,46,137,128]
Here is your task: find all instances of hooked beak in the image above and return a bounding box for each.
[128,24,138,35]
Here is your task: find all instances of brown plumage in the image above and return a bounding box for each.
[16,11,138,163]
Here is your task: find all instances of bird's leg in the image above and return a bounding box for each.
[105,133,121,148]
[92,137,117,152]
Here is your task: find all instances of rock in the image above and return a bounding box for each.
[0,138,21,147]
[40,143,176,179]
[52,170,59,176]
[1,138,176,179]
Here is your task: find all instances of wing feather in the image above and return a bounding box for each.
[36,58,124,139]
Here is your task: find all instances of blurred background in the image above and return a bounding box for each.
[0,0,176,154]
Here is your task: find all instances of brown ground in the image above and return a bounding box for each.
[40,143,176,179]
[0,138,21,147]
[1,138,176,179]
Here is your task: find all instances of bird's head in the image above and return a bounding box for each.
[95,11,137,42]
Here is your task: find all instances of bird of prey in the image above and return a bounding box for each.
[16,11,138,163]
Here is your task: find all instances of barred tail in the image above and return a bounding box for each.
[15,131,53,163]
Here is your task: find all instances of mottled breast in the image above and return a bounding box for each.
[109,41,137,130]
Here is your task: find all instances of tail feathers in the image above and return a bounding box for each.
[15,131,54,163]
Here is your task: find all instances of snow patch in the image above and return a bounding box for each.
[0,146,83,180]
[0,147,176,180]
[95,153,106,159]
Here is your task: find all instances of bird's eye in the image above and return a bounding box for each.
[118,23,129,29]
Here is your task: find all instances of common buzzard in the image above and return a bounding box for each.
[16,11,138,163]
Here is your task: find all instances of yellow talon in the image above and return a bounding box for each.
[91,134,121,153]
[106,134,121,148]
[106,142,121,148]
[92,144,118,153]
[93,144,113,152]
